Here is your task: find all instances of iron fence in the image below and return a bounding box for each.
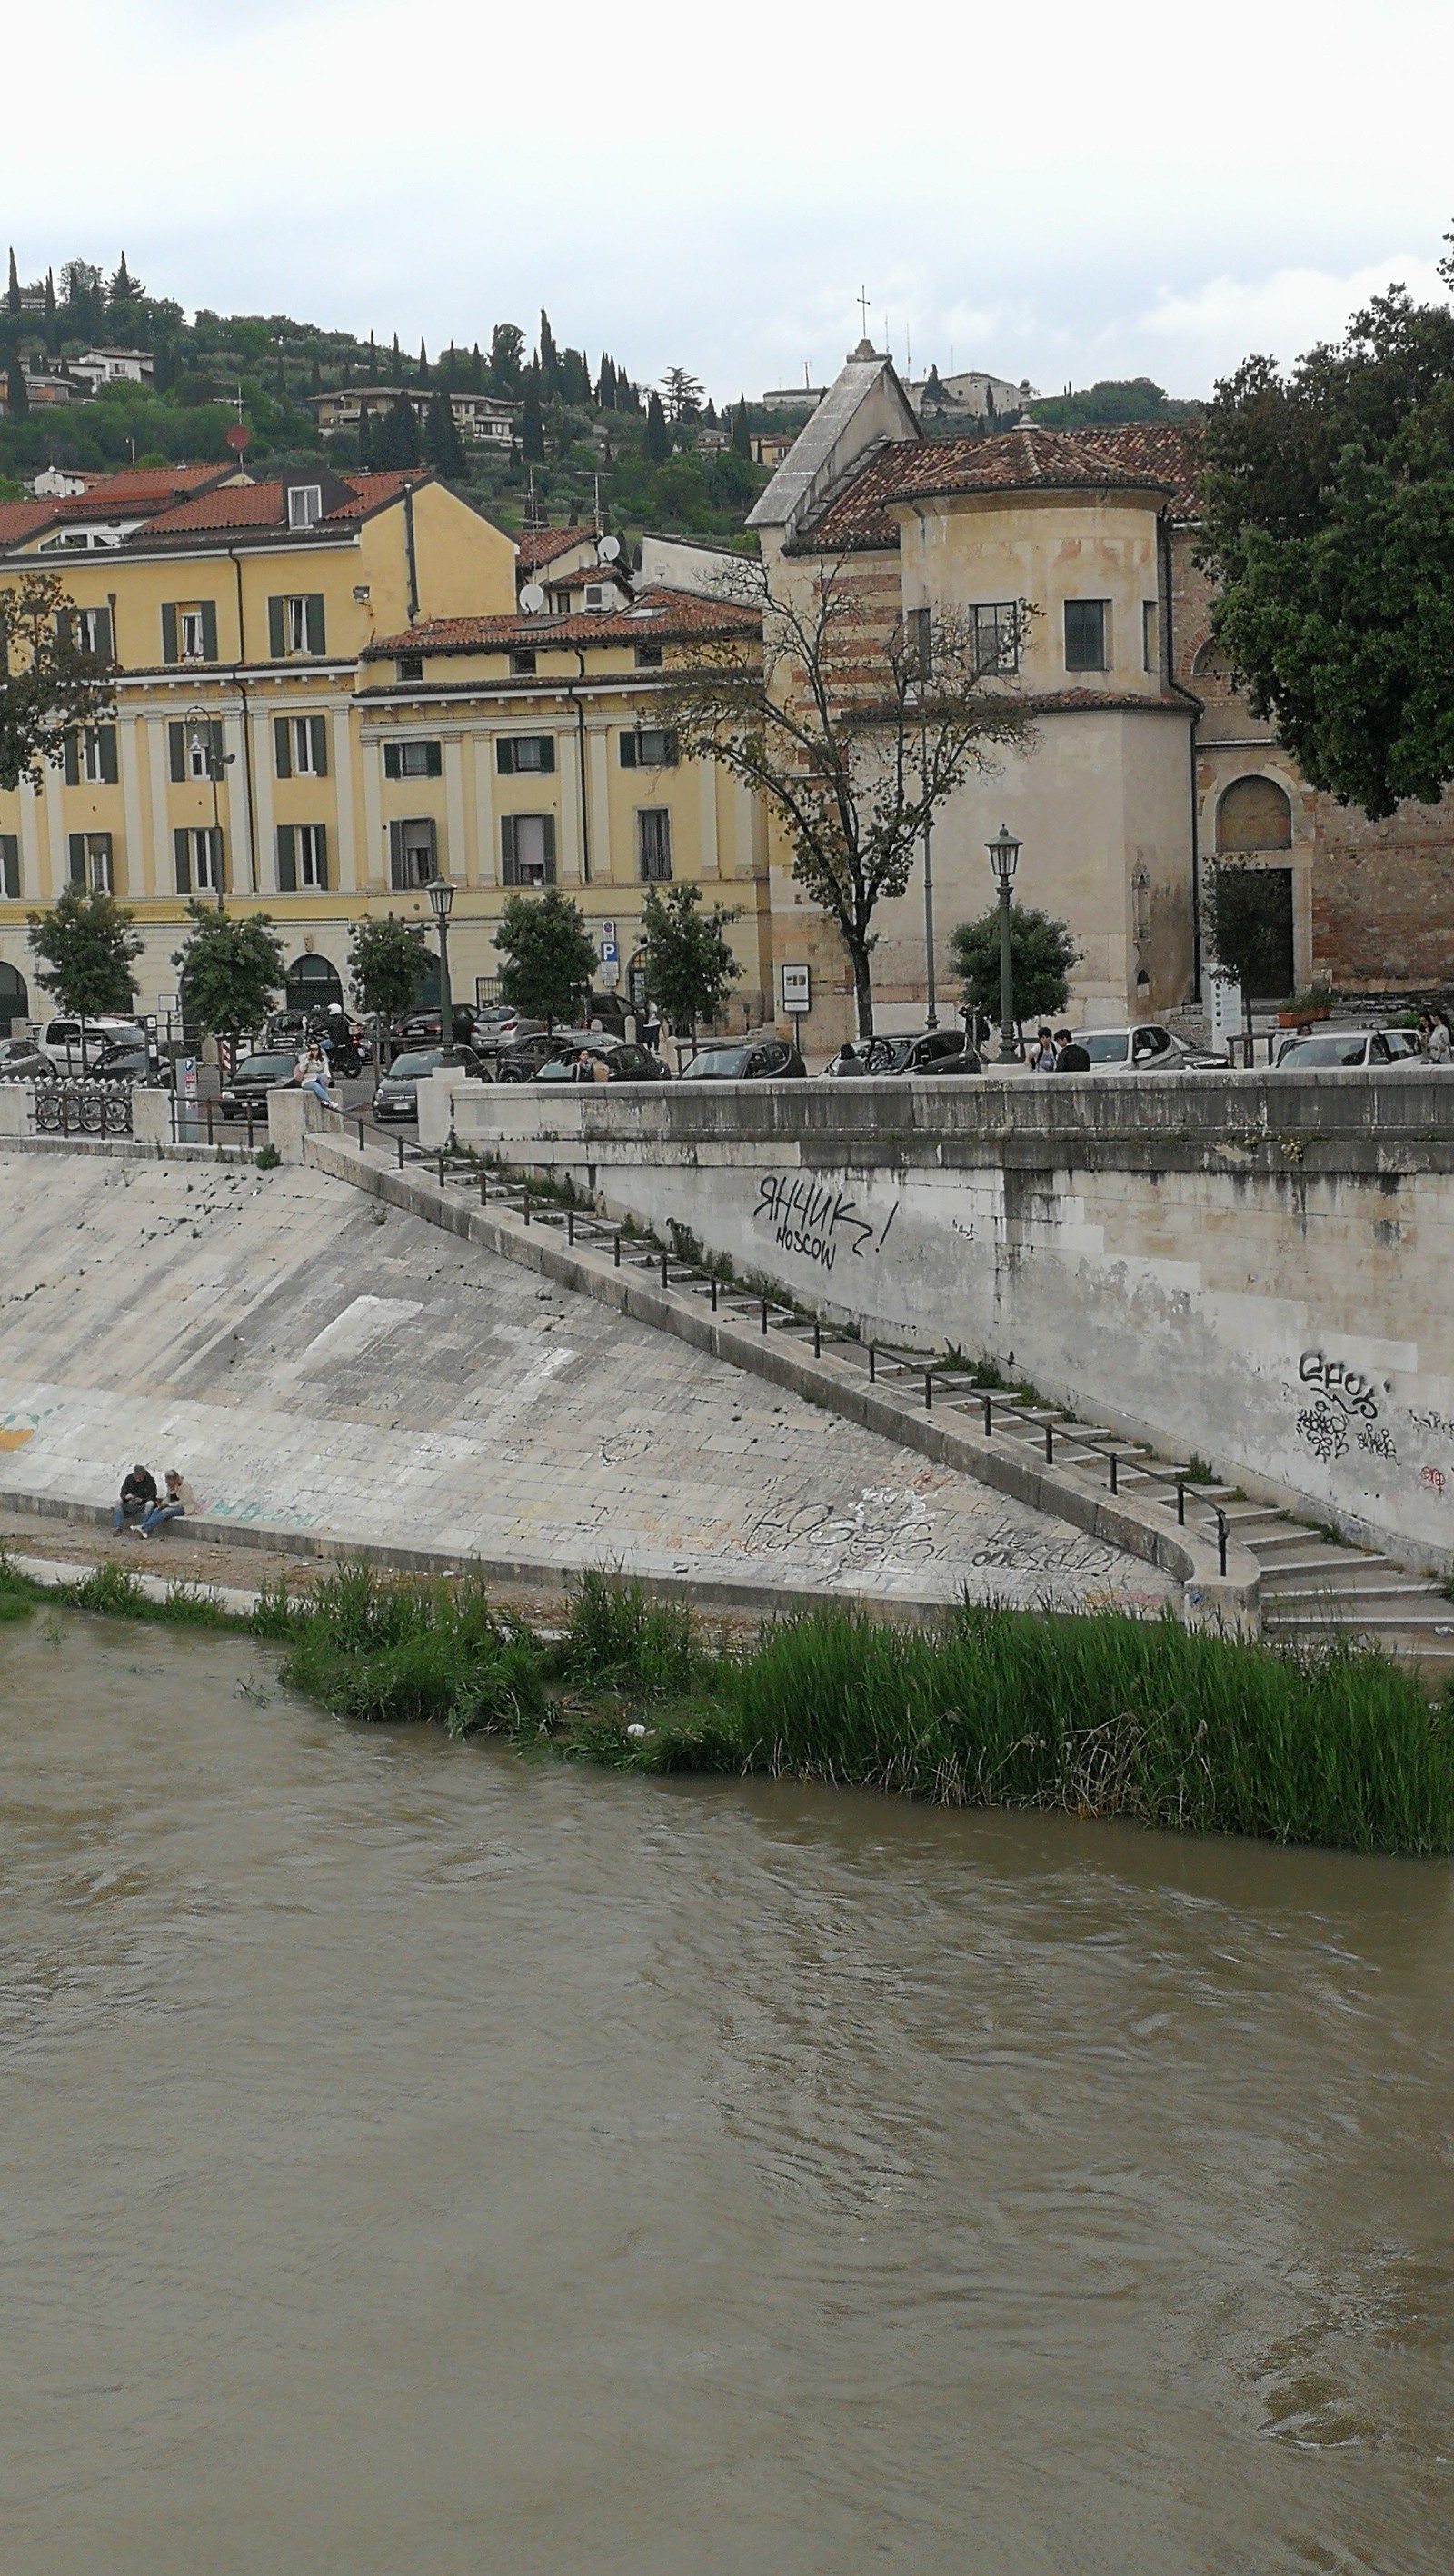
[33,1082,134,1138]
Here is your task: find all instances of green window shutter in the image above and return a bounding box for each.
[56,608,73,648]
[267,596,285,659]
[168,722,185,784]
[424,741,442,777]
[543,814,556,874]
[200,601,218,662]
[174,829,191,895]
[383,743,401,780]
[304,594,325,654]
[311,715,328,778]
[1,836,20,899]
[67,834,85,887]
[422,817,437,869]
[619,731,637,768]
[314,824,329,891]
[100,727,118,786]
[496,739,515,775]
[95,606,113,663]
[63,731,79,785]
[500,814,516,879]
[276,826,297,893]
[162,603,179,664]
[539,736,555,774]
[388,818,405,889]
[274,717,292,780]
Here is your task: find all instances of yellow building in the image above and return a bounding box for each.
[0,466,771,1035]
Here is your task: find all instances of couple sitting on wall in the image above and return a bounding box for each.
[113,1464,196,1540]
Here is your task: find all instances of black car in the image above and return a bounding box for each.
[396,1003,483,1051]
[871,1030,982,1077]
[678,1036,807,1081]
[494,1030,578,1082]
[218,1051,302,1119]
[373,1043,486,1121]
[90,1043,174,1088]
[534,1034,672,1083]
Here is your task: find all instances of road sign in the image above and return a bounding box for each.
[781,963,811,1015]
[601,919,616,942]
[159,992,180,1013]
[597,961,620,990]
[600,938,618,964]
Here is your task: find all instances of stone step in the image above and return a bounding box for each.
[1265,1603,1454,1633]
[1257,1554,1403,1584]
[1263,1581,1444,1608]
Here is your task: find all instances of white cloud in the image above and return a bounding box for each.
[1126,257,1454,384]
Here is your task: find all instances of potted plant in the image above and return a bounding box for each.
[1277,982,1334,1029]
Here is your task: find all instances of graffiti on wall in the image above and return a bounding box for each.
[1295,1349,1389,1464]
[752,1173,898,1275]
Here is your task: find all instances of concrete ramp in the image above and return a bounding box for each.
[0,1151,1174,1615]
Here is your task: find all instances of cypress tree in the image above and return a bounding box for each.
[310,352,323,395]
[373,392,422,469]
[538,309,560,400]
[424,387,467,478]
[645,389,670,463]
[6,247,19,315]
[732,394,751,455]
[43,266,55,344]
[6,344,29,416]
[366,331,378,384]
[470,340,484,391]
[417,337,430,386]
[521,374,545,463]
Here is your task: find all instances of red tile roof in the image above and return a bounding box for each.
[364,585,759,658]
[50,463,234,517]
[0,499,60,543]
[515,524,599,572]
[795,422,1201,550]
[127,470,428,539]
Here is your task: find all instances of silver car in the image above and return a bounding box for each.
[1274,1029,1407,1070]
[1064,1025,1220,1073]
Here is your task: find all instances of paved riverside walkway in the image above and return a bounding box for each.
[0,1152,1174,1616]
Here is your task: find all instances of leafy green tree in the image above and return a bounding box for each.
[348,912,430,1056]
[489,322,524,394]
[424,388,467,478]
[373,393,421,469]
[171,903,284,1075]
[1200,861,1291,1053]
[661,365,703,422]
[639,882,742,1037]
[494,887,596,1028]
[665,564,1033,1036]
[1028,378,1198,429]
[26,885,143,1046]
[949,905,1081,1043]
[1198,245,1454,819]
[644,389,670,463]
[521,374,545,462]
[0,572,116,791]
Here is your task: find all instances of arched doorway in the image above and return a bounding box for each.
[1212,775,1296,1000]
[284,954,344,1015]
[0,961,28,1035]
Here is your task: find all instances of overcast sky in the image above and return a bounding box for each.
[7,0,1450,403]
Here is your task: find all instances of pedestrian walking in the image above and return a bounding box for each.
[1052,1028,1091,1073]
[1419,1012,1451,1064]
[1028,1025,1056,1070]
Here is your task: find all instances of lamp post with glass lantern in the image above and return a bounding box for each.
[187,710,234,913]
[986,824,1021,1060]
[427,876,456,1057]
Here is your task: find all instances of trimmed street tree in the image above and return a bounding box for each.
[663,558,1034,1035]
[949,905,1081,1046]
[1,572,116,791]
[26,885,143,1061]
[1199,241,1454,818]
[171,902,284,1078]
[494,887,595,1029]
[349,912,430,1070]
[639,881,741,1037]
[1200,860,1290,1057]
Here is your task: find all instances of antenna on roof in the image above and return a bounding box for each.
[857,285,870,339]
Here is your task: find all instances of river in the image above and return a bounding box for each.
[4,1615,1452,2574]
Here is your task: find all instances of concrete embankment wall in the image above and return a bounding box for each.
[423,1073,1454,1571]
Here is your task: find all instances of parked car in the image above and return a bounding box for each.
[875,1030,982,1077]
[534,1035,672,1083]
[34,1014,142,1074]
[470,1007,547,1057]
[0,1038,55,1082]
[678,1036,807,1081]
[89,1041,173,1087]
[1061,1025,1221,1073]
[1273,1028,1407,1070]
[372,1044,486,1121]
[397,1003,483,1050]
[493,1030,573,1083]
[217,1051,303,1120]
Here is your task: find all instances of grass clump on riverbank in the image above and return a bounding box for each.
[5,1552,1451,1855]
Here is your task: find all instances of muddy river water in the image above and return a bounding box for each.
[3,1616,1452,2573]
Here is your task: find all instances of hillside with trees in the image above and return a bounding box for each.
[0,252,772,544]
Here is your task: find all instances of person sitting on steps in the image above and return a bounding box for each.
[113,1463,158,1534]
[140,1468,196,1539]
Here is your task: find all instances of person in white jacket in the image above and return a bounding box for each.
[140,1469,197,1538]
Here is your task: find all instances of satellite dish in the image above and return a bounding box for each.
[224,424,251,453]
[597,534,622,564]
[520,582,546,614]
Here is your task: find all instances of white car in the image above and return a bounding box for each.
[1058,1024,1221,1073]
[1273,1028,1426,1071]
[34,1014,143,1075]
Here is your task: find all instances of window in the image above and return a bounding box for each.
[168,719,224,783]
[173,827,224,894]
[501,813,556,887]
[383,738,442,779]
[0,836,19,899]
[68,831,114,892]
[389,816,439,890]
[287,484,323,530]
[61,604,112,660]
[905,605,932,678]
[274,715,328,779]
[65,724,117,786]
[267,593,326,657]
[276,824,329,891]
[969,602,1021,675]
[583,584,607,609]
[510,648,537,676]
[633,643,663,669]
[620,727,678,769]
[496,734,555,774]
[163,600,218,664]
[1064,599,1109,672]
[637,808,672,882]
[1142,600,1160,674]
[396,654,423,682]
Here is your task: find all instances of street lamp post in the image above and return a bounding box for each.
[921,733,938,1031]
[427,876,456,1057]
[187,713,234,913]
[986,824,1022,1061]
